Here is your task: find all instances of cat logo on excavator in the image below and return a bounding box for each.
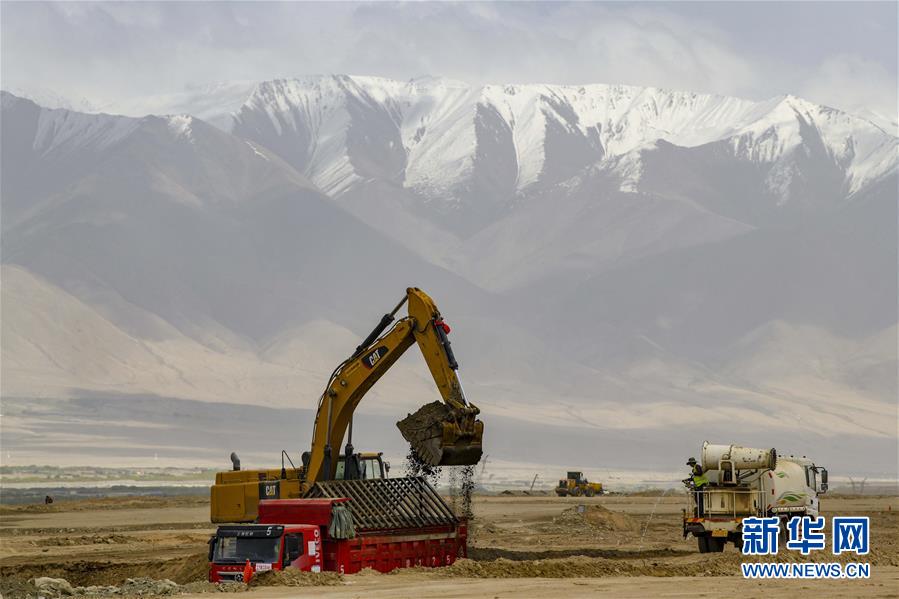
[362,346,388,369]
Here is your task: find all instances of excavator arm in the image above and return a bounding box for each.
[305,287,483,482]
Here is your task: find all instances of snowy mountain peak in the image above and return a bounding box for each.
[0,92,142,157]
[192,76,895,207]
[5,86,98,113]
[11,78,897,231]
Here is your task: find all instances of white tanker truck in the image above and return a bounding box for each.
[682,441,829,553]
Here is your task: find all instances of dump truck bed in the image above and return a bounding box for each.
[304,476,459,532]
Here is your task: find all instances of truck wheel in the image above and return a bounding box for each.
[585,488,595,497]
[708,537,726,553]
[697,535,710,553]
[571,487,582,497]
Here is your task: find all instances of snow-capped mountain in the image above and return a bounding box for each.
[100,76,898,292]
[107,76,896,223]
[6,86,99,113]
[2,81,896,474]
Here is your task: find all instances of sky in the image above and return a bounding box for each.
[1,1,897,120]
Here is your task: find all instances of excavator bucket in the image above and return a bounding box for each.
[397,401,484,467]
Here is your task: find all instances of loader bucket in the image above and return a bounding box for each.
[397,401,484,467]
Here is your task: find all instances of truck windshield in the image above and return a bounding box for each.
[214,536,280,564]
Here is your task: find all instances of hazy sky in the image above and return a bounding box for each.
[2,1,896,118]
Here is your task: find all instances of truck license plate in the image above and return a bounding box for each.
[712,530,728,537]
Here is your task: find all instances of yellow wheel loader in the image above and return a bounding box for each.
[555,472,604,497]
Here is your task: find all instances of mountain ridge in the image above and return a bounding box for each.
[1,85,895,472]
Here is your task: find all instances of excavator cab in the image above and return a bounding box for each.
[335,452,389,480]
[302,451,390,481]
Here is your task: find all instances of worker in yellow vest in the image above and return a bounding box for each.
[687,457,709,516]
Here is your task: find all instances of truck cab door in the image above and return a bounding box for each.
[280,527,322,573]
[281,534,302,569]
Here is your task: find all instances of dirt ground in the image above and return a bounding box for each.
[1,493,897,598]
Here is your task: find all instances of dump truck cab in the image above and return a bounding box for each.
[209,524,323,582]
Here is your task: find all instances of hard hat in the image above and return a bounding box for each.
[686,457,697,466]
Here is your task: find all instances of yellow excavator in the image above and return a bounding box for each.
[210,287,484,522]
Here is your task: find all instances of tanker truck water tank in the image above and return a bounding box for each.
[701,442,777,471]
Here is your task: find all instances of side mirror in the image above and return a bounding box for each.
[820,469,828,493]
[207,536,217,562]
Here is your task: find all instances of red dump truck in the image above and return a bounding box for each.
[209,477,467,581]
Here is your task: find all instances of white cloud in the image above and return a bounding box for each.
[0,1,894,119]
[798,54,898,128]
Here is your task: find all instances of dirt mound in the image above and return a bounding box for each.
[469,547,692,562]
[445,551,896,580]
[351,567,383,577]
[180,581,247,593]
[170,552,212,583]
[0,552,209,587]
[35,534,130,547]
[1,576,249,598]
[551,505,639,533]
[118,577,181,596]
[15,577,183,598]
[440,557,638,578]
[439,554,747,579]
[0,578,39,598]
[247,569,343,587]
